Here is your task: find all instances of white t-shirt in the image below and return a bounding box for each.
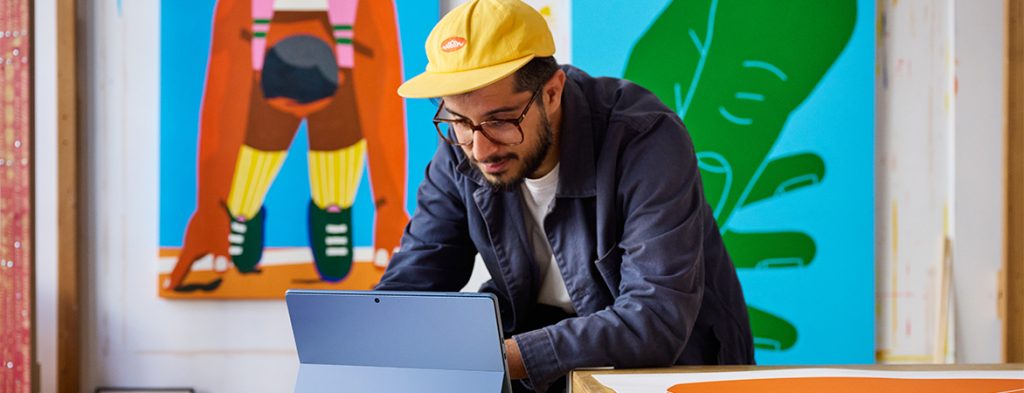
[520,164,575,314]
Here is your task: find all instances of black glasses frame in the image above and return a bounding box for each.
[432,85,543,147]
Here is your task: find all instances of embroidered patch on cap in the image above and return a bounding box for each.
[440,37,467,52]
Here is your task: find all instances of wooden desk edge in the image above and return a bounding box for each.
[569,364,1024,393]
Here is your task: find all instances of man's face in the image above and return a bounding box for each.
[440,75,555,191]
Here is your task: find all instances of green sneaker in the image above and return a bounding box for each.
[225,204,265,273]
[308,200,353,282]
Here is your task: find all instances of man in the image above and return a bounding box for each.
[375,0,754,391]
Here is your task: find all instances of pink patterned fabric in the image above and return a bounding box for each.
[0,1,34,392]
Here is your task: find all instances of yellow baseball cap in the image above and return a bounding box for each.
[396,0,555,98]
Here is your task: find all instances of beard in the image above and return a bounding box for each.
[470,105,554,193]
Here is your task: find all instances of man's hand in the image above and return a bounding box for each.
[504,338,527,380]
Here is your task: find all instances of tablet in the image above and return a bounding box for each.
[286,289,512,393]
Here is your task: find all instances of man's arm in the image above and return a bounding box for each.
[375,144,477,291]
[514,114,708,391]
[505,339,527,380]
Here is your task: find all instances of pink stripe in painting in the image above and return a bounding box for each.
[329,0,358,68]
[328,0,358,25]
[252,0,274,19]
[251,0,274,69]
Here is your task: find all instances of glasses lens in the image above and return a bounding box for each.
[437,121,470,145]
[481,121,523,145]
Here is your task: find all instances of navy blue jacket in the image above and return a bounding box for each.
[377,66,754,392]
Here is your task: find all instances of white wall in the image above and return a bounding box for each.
[875,0,957,363]
[951,0,1006,363]
[875,0,1006,363]
[33,0,58,392]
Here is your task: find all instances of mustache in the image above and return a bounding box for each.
[472,153,517,164]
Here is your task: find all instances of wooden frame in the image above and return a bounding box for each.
[57,0,81,391]
[1008,0,1023,364]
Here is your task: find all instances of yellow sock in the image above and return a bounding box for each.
[226,144,287,219]
[308,139,366,210]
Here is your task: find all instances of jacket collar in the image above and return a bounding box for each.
[553,74,597,198]
[456,72,597,198]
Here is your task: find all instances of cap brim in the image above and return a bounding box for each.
[397,55,535,98]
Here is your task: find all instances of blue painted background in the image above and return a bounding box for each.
[160,1,439,248]
[574,0,875,365]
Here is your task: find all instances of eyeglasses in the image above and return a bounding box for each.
[432,85,543,147]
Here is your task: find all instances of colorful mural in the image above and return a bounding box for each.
[162,0,875,365]
[575,0,875,364]
[160,0,438,298]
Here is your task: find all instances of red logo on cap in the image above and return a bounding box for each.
[441,37,467,52]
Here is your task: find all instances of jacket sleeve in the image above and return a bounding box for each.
[374,144,478,291]
[515,114,707,392]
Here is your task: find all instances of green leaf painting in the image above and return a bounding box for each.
[624,0,856,351]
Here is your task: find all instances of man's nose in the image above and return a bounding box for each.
[472,130,500,161]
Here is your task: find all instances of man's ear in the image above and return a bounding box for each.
[543,69,567,113]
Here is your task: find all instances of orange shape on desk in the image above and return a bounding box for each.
[668,377,1024,393]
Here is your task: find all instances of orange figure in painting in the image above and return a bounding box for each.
[165,0,409,293]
